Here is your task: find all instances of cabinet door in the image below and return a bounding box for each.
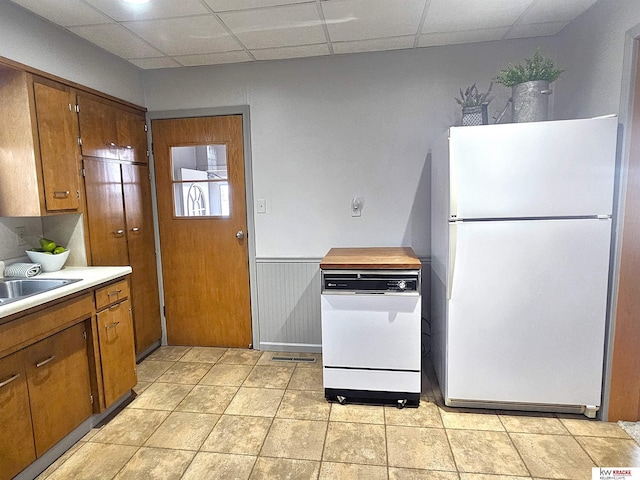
[122,164,162,353]
[97,299,137,406]
[117,110,148,163]
[84,159,129,266]
[0,350,36,480]
[25,323,93,456]
[78,95,118,160]
[33,81,81,211]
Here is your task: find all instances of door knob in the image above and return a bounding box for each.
[236,230,244,240]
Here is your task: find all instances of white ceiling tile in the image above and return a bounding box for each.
[204,0,312,13]
[322,0,425,42]
[252,43,329,60]
[423,0,533,33]
[125,16,242,55]
[174,51,253,66]
[219,3,325,49]
[418,27,511,47]
[333,36,415,55]
[10,0,111,26]
[83,0,210,21]
[505,21,568,40]
[519,0,598,24]
[127,57,182,69]
[68,23,163,58]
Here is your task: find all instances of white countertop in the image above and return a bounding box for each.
[0,266,132,319]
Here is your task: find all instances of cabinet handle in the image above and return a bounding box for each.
[35,356,56,368]
[53,191,70,198]
[107,289,122,297]
[114,230,125,235]
[105,321,120,330]
[131,227,140,232]
[0,373,20,388]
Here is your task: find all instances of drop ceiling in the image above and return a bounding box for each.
[9,0,599,69]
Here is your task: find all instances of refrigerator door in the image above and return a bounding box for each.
[450,117,617,219]
[446,218,611,406]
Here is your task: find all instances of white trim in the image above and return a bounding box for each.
[259,342,322,353]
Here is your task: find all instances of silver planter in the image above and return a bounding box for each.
[462,104,488,126]
[511,80,552,122]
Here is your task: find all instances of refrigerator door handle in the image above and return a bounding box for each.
[450,139,458,219]
[447,222,457,299]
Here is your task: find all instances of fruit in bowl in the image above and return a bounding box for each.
[27,239,70,272]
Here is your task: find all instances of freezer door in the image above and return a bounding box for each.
[450,117,617,219]
[446,218,611,406]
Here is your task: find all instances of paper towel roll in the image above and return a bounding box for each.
[4,262,42,278]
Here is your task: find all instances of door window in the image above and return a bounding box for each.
[171,144,229,217]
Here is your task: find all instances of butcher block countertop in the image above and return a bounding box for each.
[320,247,421,270]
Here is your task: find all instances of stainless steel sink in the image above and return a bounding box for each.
[0,278,82,306]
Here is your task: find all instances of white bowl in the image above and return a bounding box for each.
[26,249,70,272]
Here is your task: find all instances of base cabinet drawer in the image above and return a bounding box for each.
[97,298,137,406]
[0,350,36,480]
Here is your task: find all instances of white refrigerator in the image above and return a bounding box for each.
[430,116,618,418]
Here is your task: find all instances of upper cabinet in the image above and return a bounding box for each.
[0,67,82,216]
[78,94,148,164]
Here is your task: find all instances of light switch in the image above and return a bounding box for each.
[257,199,266,214]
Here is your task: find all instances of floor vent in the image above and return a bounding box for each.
[271,356,316,363]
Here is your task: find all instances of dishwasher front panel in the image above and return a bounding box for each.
[321,294,421,371]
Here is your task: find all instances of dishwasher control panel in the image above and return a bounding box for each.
[322,270,421,294]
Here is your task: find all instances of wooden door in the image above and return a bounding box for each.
[117,110,148,163]
[0,350,36,480]
[84,158,129,266]
[152,115,252,347]
[122,163,162,353]
[25,322,92,456]
[33,80,81,211]
[77,94,118,160]
[97,299,137,406]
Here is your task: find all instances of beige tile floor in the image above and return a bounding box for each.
[37,347,640,480]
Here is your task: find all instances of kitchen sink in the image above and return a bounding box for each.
[0,278,82,306]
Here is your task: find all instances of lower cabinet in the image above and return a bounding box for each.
[26,323,93,457]
[0,322,93,480]
[0,350,36,480]
[97,298,137,406]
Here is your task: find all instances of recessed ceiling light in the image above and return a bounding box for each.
[122,0,149,4]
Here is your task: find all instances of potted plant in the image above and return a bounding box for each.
[496,49,564,122]
[455,82,493,126]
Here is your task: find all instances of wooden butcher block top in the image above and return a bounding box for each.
[320,247,421,270]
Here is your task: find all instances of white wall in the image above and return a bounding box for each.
[143,38,554,258]
[0,1,144,105]
[554,0,640,119]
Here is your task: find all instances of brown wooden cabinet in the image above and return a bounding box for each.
[0,350,36,480]
[96,297,137,406]
[78,94,148,164]
[0,66,82,216]
[84,159,162,355]
[25,322,93,456]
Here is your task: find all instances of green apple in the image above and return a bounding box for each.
[39,238,57,252]
[53,246,66,255]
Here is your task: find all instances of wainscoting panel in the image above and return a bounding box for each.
[255,257,430,354]
[256,259,322,352]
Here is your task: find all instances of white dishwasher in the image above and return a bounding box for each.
[320,253,422,407]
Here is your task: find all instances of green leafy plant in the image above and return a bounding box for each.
[495,49,564,87]
[454,82,493,108]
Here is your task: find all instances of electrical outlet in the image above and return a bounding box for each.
[15,226,27,246]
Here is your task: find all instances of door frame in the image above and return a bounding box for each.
[145,105,259,350]
[601,24,640,421]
